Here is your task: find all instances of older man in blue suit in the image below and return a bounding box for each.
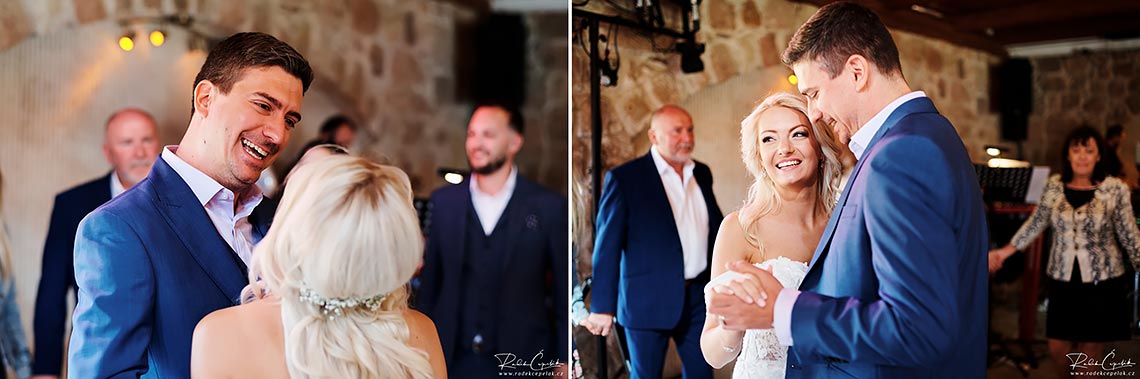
[67,32,312,379]
[707,3,989,378]
[583,105,724,379]
[31,109,160,378]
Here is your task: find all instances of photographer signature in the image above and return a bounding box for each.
[494,350,565,372]
[1067,349,1136,371]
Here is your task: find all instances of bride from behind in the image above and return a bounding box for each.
[700,93,849,378]
[191,155,446,378]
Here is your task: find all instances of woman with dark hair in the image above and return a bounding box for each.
[990,125,1140,376]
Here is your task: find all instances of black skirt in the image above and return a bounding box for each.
[1046,272,1133,342]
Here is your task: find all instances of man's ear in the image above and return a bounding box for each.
[508,132,524,155]
[193,80,216,117]
[847,55,870,92]
[647,127,658,146]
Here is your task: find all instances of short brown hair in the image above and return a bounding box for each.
[781,2,902,79]
[192,32,314,113]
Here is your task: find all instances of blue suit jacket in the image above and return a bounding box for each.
[786,97,989,378]
[415,175,568,364]
[33,174,112,375]
[68,158,275,379]
[591,153,724,329]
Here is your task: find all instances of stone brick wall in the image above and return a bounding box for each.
[1025,50,1140,172]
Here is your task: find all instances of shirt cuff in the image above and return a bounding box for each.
[773,287,800,346]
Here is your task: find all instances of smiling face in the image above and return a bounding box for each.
[1068,137,1100,179]
[757,106,821,190]
[465,106,521,175]
[195,66,303,192]
[793,59,859,145]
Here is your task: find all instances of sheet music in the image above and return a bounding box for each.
[1024,166,1051,204]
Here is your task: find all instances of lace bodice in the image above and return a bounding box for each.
[727,257,808,379]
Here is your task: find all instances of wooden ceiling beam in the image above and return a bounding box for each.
[787,0,1008,56]
[949,0,1140,31]
[991,14,1140,45]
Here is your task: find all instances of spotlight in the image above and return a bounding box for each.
[676,39,705,74]
[119,32,136,51]
[788,74,798,85]
[149,29,166,47]
[437,168,468,185]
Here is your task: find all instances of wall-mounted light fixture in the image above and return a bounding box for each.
[788,74,798,86]
[118,30,136,51]
[985,145,1007,157]
[438,168,468,185]
[149,28,166,47]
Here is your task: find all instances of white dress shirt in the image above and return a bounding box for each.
[160,146,263,268]
[650,146,709,280]
[469,166,518,236]
[773,91,928,346]
[109,171,127,198]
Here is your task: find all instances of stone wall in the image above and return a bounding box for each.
[1025,50,1140,172]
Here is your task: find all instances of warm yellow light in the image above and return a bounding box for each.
[149,30,165,47]
[986,147,1001,157]
[444,173,464,185]
[119,35,134,51]
[788,74,798,85]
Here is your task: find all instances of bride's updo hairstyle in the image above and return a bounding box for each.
[738,92,847,249]
[244,155,431,378]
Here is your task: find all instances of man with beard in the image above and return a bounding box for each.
[68,32,312,378]
[582,105,723,379]
[415,103,568,378]
[30,108,159,379]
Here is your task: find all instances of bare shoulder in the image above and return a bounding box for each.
[403,309,441,345]
[714,211,749,251]
[192,299,282,378]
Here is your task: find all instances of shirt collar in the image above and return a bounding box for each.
[161,146,264,208]
[848,91,927,160]
[469,165,518,198]
[109,171,126,198]
[650,145,695,178]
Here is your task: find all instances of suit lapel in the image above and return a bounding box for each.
[804,97,939,278]
[498,178,532,273]
[637,153,684,248]
[149,158,249,305]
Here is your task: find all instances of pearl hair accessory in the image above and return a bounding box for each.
[298,287,386,319]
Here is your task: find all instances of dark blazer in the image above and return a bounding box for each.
[32,174,112,375]
[786,97,989,378]
[415,175,568,364]
[68,158,276,379]
[590,152,724,329]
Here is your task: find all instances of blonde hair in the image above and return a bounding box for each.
[244,155,431,378]
[738,92,847,250]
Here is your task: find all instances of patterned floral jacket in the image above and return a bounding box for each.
[1010,175,1140,283]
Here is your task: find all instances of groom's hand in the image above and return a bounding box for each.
[581,313,614,336]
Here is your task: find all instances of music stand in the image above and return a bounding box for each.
[977,164,1051,376]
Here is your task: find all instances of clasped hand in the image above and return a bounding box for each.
[705,260,784,330]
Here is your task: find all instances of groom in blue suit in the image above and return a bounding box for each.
[584,105,724,379]
[707,3,988,378]
[68,32,312,378]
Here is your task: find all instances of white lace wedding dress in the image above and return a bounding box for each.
[722,257,809,379]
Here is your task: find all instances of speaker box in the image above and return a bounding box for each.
[994,58,1033,141]
[455,14,528,108]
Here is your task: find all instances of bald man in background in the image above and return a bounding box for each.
[583,105,723,379]
[29,109,160,379]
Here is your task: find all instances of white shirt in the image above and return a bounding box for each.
[109,171,127,198]
[650,146,709,280]
[469,166,517,236]
[773,90,928,346]
[847,91,927,160]
[160,146,263,268]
